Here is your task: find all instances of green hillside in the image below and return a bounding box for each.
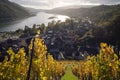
[0,0,31,23]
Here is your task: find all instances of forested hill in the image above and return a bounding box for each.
[0,0,31,23]
[47,4,120,26]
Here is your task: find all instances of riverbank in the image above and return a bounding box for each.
[0,30,23,42]
[0,14,35,27]
[0,12,69,32]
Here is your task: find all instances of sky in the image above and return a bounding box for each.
[9,0,120,9]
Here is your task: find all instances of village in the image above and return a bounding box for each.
[0,18,100,61]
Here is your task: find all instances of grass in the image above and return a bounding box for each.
[61,65,78,80]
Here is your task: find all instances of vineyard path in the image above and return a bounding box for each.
[61,65,78,80]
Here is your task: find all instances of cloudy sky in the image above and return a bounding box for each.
[9,0,120,9]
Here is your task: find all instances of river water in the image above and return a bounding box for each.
[0,12,69,32]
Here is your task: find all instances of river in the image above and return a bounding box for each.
[0,12,70,32]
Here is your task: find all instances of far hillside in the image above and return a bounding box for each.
[47,4,120,26]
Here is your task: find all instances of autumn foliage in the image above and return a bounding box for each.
[0,35,120,80]
[0,36,65,80]
[72,43,120,80]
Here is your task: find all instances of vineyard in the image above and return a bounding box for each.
[0,33,120,80]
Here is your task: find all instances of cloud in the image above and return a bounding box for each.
[87,0,120,4]
[9,0,120,9]
[9,0,49,8]
[11,0,48,5]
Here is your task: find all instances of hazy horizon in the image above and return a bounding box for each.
[9,0,120,9]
